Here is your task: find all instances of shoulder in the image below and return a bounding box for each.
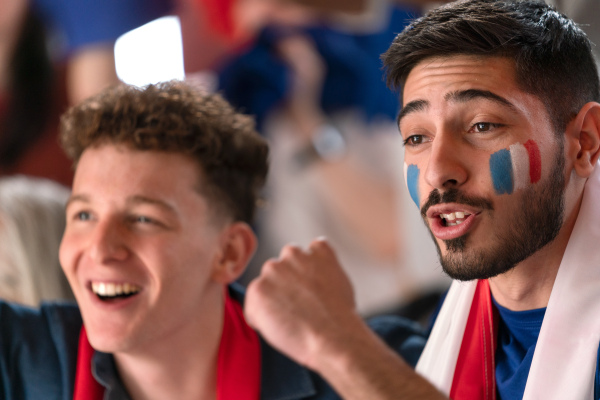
[0,300,82,399]
[365,314,428,368]
[0,300,81,339]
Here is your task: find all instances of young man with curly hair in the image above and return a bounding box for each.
[0,80,424,400]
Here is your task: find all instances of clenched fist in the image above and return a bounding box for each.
[244,238,362,369]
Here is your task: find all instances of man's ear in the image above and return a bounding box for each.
[211,222,258,284]
[568,102,600,178]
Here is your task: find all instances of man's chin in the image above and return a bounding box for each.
[442,235,469,253]
[439,251,518,281]
[83,318,136,354]
[431,231,511,280]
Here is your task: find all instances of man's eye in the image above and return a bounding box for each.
[135,216,153,224]
[403,135,426,146]
[76,211,92,221]
[471,122,501,133]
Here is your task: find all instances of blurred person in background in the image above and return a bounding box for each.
[179,0,450,319]
[0,175,74,306]
[0,0,172,186]
[178,0,451,74]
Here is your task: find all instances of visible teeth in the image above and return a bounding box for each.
[439,211,471,225]
[92,282,140,297]
[444,213,456,221]
[106,283,115,296]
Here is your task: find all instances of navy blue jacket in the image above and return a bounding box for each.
[0,285,427,399]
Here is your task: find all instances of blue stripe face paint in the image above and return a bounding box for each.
[406,164,420,207]
[489,148,514,195]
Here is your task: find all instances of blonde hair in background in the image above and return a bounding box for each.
[0,175,74,306]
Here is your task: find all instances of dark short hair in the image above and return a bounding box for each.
[382,0,600,133]
[60,80,269,224]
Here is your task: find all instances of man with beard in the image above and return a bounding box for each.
[244,0,600,398]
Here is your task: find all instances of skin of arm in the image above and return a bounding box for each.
[244,238,446,399]
[66,45,120,105]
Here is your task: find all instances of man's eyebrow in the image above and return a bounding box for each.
[65,194,178,215]
[444,89,516,110]
[397,99,429,127]
[65,194,90,210]
[397,89,517,128]
[127,195,178,215]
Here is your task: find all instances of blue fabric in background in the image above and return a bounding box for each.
[217,5,420,132]
[32,0,174,57]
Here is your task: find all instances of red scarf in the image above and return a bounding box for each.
[450,279,498,400]
[73,291,261,399]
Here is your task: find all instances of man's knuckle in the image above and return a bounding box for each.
[281,244,303,259]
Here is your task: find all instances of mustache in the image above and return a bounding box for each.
[420,188,494,218]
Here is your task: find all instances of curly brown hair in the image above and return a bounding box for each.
[60,80,269,224]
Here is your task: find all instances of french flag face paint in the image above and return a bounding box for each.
[404,163,420,207]
[489,139,542,195]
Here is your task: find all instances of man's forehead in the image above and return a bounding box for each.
[402,55,518,99]
[396,57,541,132]
[72,145,207,201]
[399,56,521,115]
[76,144,199,176]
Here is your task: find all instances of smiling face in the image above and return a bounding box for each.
[399,55,567,281]
[60,144,229,353]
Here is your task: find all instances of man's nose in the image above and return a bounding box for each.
[424,131,468,190]
[88,219,129,264]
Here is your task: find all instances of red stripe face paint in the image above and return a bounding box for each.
[489,140,542,195]
[523,139,541,183]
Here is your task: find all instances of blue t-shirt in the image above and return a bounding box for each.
[493,297,545,400]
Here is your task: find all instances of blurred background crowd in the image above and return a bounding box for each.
[1,0,597,325]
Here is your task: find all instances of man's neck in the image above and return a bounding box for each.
[488,253,560,311]
[112,289,225,400]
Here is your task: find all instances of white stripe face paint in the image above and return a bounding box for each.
[509,142,531,191]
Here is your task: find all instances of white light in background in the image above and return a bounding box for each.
[114,16,185,87]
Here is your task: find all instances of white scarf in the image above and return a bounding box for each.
[416,162,600,398]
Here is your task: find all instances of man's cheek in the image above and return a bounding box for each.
[489,139,542,195]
